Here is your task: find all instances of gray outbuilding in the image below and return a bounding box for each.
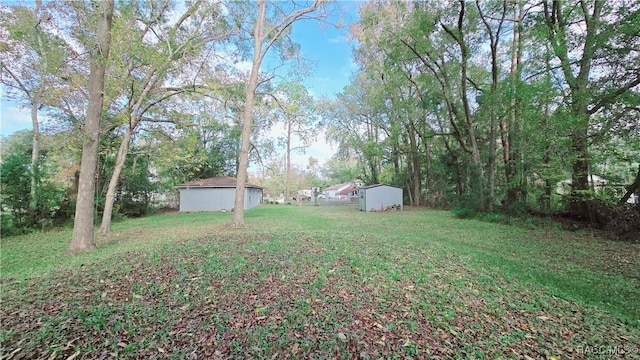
[359,184,403,211]
[177,176,263,212]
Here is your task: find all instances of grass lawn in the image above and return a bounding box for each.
[1,205,639,359]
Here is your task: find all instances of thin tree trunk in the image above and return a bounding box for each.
[99,128,133,233]
[406,148,414,206]
[285,121,291,201]
[618,165,640,206]
[409,126,420,206]
[477,0,506,212]
[486,4,501,212]
[232,0,322,226]
[69,0,114,254]
[29,0,46,213]
[29,101,40,212]
[487,55,498,212]
[425,142,433,205]
[504,0,524,206]
[406,177,414,207]
[233,0,265,227]
[542,41,553,212]
[443,1,484,210]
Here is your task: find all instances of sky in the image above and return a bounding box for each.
[0,1,362,169]
[271,1,361,168]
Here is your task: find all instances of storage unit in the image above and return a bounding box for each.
[359,184,403,211]
[177,176,262,212]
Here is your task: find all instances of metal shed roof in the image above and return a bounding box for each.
[360,184,402,190]
[177,176,262,189]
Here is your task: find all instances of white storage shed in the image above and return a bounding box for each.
[359,184,403,211]
[177,176,262,212]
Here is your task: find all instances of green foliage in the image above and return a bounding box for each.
[451,205,477,219]
[118,153,156,218]
[0,137,69,235]
[96,137,160,220]
[0,148,31,218]
[321,158,360,185]
[343,0,640,221]
[154,122,240,189]
[479,212,508,224]
[505,200,528,217]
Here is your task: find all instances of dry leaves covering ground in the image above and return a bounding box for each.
[1,206,639,359]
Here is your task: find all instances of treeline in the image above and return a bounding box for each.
[325,1,639,223]
[1,1,638,238]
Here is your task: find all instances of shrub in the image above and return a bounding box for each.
[451,206,477,219]
[0,146,68,236]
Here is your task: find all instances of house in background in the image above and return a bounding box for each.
[323,183,352,199]
[177,176,262,212]
[336,185,358,200]
[359,184,403,211]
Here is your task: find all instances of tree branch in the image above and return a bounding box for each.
[588,76,640,115]
[0,63,33,101]
[257,0,325,66]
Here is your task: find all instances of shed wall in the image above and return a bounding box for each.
[179,187,262,212]
[360,186,403,211]
[245,187,263,209]
[179,188,235,212]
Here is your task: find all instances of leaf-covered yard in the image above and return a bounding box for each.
[1,205,639,359]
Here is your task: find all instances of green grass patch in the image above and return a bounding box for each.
[1,205,639,358]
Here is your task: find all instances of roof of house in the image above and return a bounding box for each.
[324,183,352,192]
[360,183,402,190]
[177,176,262,189]
[336,186,357,195]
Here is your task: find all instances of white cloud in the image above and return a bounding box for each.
[234,60,253,73]
[290,133,336,167]
[0,100,32,137]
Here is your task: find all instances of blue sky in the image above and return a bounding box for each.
[292,1,360,98]
[274,1,361,165]
[0,1,361,165]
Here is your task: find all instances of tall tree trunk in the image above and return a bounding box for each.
[233,0,265,227]
[443,1,484,210]
[477,0,506,212]
[504,0,524,206]
[232,0,322,227]
[425,142,433,204]
[542,42,553,212]
[405,175,414,207]
[406,147,414,206]
[69,0,114,254]
[543,1,602,218]
[28,0,46,213]
[487,106,497,211]
[99,128,133,233]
